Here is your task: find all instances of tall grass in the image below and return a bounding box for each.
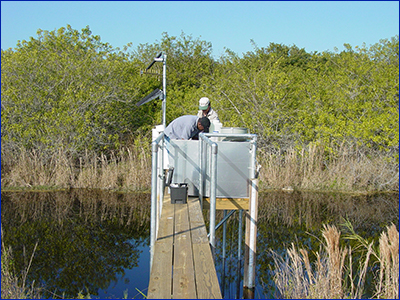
[1,229,42,299]
[1,136,151,191]
[1,139,398,192]
[270,223,399,299]
[259,143,399,192]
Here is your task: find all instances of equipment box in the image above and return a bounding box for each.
[170,183,188,204]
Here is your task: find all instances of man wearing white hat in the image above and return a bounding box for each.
[197,97,219,122]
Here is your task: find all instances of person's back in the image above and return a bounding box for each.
[164,115,210,140]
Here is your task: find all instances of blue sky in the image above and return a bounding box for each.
[1,1,399,57]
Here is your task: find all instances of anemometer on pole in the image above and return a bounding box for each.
[137,52,167,127]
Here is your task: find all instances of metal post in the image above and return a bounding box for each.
[156,54,166,216]
[156,145,160,239]
[244,136,258,295]
[162,54,167,128]
[209,142,218,255]
[150,140,159,269]
[159,136,165,220]
[199,138,203,208]
[222,210,227,298]
[236,209,243,299]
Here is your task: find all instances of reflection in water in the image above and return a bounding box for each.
[1,190,150,299]
[211,191,399,299]
[1,190,398,299]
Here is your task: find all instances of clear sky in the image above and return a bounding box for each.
[1,1,399,57]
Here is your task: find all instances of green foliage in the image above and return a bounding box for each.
[131,32,216,122]
[207,38,399,154]
[1,25,159,154]
[1,25,398,160]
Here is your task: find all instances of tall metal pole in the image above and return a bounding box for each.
[150,140,159,270]
[162,54,167,128]
[159,54,167,212]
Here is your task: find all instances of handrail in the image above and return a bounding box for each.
[151,130,258,290]
[202,132,256,139]
[199,133,218,255]
[150,132,164,269]
[199,132,258,258]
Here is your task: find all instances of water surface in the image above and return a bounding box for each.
[1,190,398,298]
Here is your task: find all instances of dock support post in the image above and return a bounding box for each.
[243,178,258,298]
[236,209,243,298]
[244,136,258,297]
[221,210,227,297]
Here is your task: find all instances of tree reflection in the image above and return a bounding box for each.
[1,190,150,298]
[210,191,398,299]
[2,190,397,299]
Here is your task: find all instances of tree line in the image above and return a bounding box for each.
[1,25,398,160]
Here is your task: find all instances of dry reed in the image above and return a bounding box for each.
[1,140,398,193]
[270,223,399,299]
[1,136,151,191]
[1,228,42,299]
[375,224,399,299]
[258,143,398,192]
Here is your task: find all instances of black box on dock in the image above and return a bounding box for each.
[170,183,188,204]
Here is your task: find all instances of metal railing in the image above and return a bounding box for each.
[198,133,218,254]
[150,132,165,269]
[150,131,258,286]
[199,132,257,257]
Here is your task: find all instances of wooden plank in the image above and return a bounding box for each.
[148,193,174,299]
[192,243,222,299]
[202,197,249,210]
[188,198,222,299]
[187,197,206,224]
[147,240,173,299]
[149,195,222,299]
[157,203,174,240]
[173,204,196,299]
[187,198,209,244]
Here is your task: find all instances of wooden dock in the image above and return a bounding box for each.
[147,191,222,299]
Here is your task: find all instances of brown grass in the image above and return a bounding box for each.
[270,224,399,299]
[375,224,399,299]
[1,139,398,193]
[1,136,151,191]
[258,143,399,192]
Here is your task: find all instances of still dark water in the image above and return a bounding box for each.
[1,189,398,299]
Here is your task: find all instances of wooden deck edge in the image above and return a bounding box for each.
[202,197,249,210]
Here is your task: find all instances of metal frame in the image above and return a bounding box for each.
[151,130,258,291]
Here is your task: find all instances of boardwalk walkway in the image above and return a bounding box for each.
[147,191,222,299]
